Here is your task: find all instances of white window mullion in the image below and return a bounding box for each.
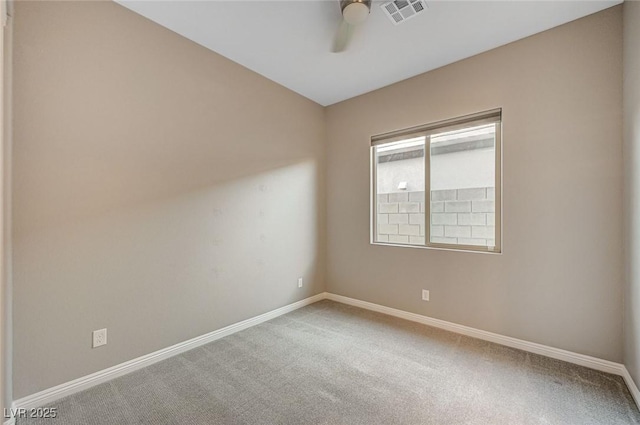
[424,134,431,248]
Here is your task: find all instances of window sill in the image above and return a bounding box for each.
[370,241,502,255]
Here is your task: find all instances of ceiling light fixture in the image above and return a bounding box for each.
[342,1,370,25]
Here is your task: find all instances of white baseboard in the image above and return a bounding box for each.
[11,291,640,412]
[326,294,640,408]
[325,293,625,376]
[622,366,640,408]
[12,293,327,411]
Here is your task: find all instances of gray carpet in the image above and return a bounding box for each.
[17,300,640,424]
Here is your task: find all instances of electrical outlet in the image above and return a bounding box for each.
[422,290,430,301]
[92,328,107,348]
[298,277,303,288]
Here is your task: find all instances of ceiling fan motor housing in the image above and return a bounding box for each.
[340,0,372,25]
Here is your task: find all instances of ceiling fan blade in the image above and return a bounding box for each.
[332,20,354,53]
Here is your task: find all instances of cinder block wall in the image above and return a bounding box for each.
[377,187,495,246]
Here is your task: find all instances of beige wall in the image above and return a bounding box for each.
[12,1,325,398]
[624,0,640,385]
[0,0,7,416]
[326,7,623,362]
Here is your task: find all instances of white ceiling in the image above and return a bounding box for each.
[116,0,622,106]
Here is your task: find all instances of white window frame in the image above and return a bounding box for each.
[371,109,502,254]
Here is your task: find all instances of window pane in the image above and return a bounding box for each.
[429,124,496,248]
[374,137,425,245]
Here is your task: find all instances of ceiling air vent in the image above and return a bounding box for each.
[381,0,427,25]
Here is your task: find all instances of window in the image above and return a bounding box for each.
[371,109,501,253]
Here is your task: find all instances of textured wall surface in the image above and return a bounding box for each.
[623,0,640,389]
[1,0,9,415]
[326,7,623,362]
[12,1,325,398]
